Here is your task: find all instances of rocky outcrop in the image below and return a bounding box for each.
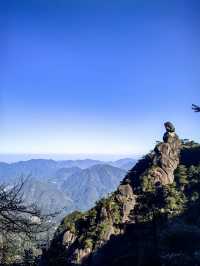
[123,122,181,189]
[99,223,115,242]
[117,183,136,223]
[70,248,91,265]
[46,122,182,266]
[62,230,76,247]
[150,121,181,185]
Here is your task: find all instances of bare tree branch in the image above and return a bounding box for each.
[0,179,55,239]
[192,104,200,112]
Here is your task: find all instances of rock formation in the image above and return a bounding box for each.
[117,183,136,223]
[46,122,183,266]
[150,121,181,185]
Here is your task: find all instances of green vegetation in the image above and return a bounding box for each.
[47,144,200,266]
[60,211,85,234]
[110,201,121,224]
[134,147,200,266]
[83,238,93,249]
[98,223,110,239]
[175,165,188,189]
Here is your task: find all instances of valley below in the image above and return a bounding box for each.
[0,158,136,221]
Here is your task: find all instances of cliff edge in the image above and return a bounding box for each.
[46,122,200,266]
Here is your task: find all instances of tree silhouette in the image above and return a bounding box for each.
[0,180,52,236]
[0,179,55,264]
[192,104,200,112]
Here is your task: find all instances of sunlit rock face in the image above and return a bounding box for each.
[150,122,181,185]
[117,183,136,223]
[124,122,181,187]
[62,231,76,247]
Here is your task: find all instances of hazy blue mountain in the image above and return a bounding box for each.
[0,158,135,182]
[110,158,137,170]
[0,159,99,182]
[0,159,135,219]
[56,159,104,169]
[0,162,10,182]
[19,164,126,220]
[0,159,58,182]
[21,177,74,217]
[63,164,126,210]
[55,167,81,179]
[51,167,82,188]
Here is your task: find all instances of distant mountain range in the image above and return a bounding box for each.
[62,164,126,210]
[0,158,136,220]
[0,158,135,181]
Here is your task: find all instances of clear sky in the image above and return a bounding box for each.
[0,0,200,159]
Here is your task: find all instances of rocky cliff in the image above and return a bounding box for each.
[46,122,200,266]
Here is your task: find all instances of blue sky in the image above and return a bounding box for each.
[0,0,200,159]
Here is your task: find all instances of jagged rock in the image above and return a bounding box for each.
[150,122,181,185]
[71,248,91,264]
[100,223,115,241]
[100,207,108,221]
[117,184,136,223]
[118,183,133,198]
[62,230,76,247]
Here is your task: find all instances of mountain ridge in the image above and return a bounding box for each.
[46,125,200,266]
[6,163,128,222]
[0,158,136,182]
